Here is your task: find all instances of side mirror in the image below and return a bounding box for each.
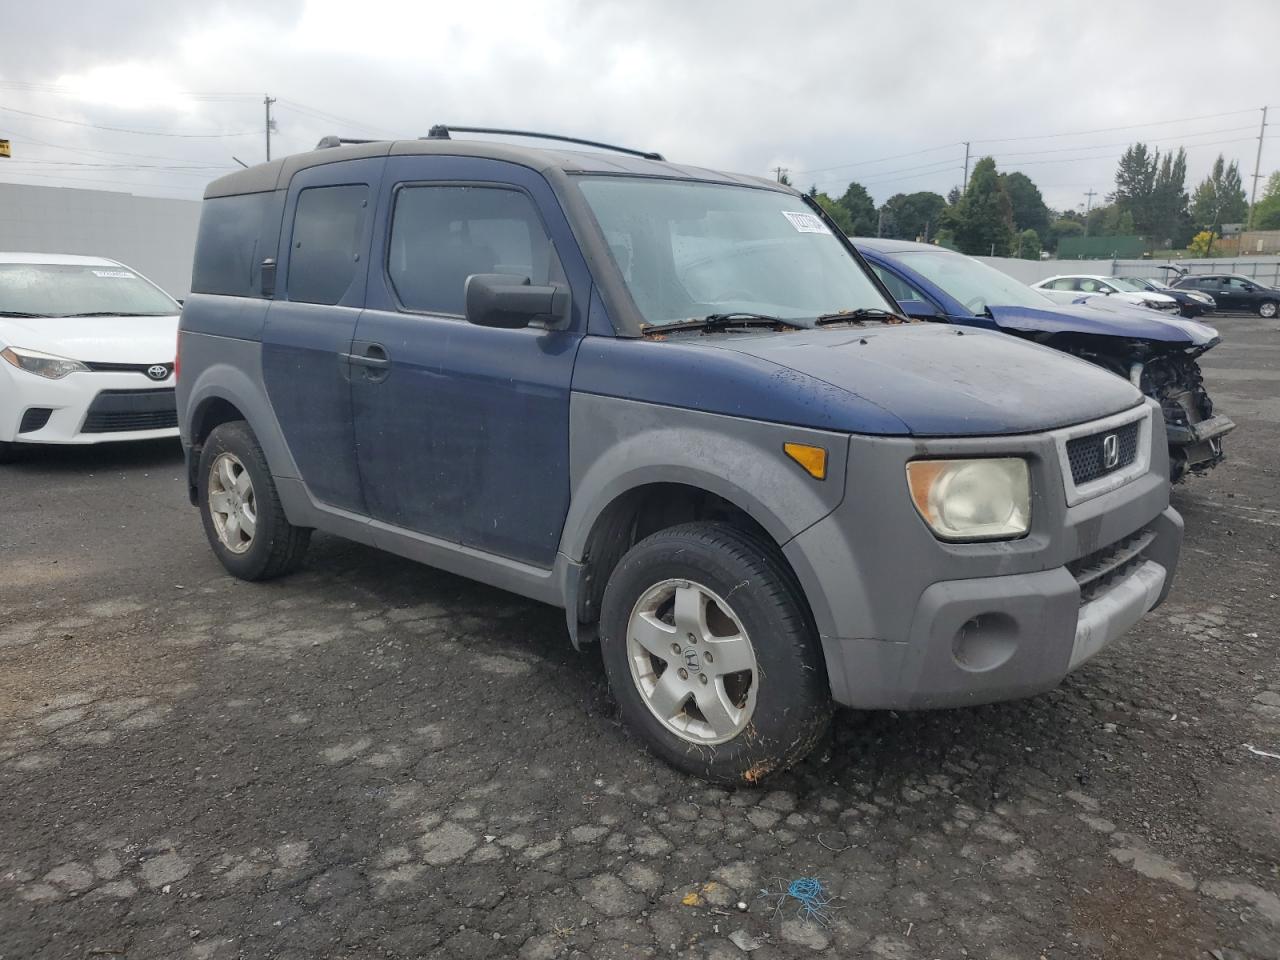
[465,273,569,329]
[898,299,939,320]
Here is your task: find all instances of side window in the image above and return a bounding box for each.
[872,265,927,303]
[1046,278,1073,291]
[191,191,283,297]
[1078,278,1101,293]
[388,185,562,316]
[288,184,369,305]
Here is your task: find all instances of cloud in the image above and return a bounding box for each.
[0,0,1275,212]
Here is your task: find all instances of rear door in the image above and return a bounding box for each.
[350,155,589,567]
[261,158,383,514]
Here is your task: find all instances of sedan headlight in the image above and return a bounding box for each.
[1189,292,1214,306]
[906,458,1031,541]
[0,346,89,380]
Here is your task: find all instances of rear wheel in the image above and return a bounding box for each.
[198,421,310,580]
[1259,300,1277,319]
[599,522,831,784]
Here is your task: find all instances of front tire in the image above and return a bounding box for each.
[1259,300,1277,319]
[599,522,831,785]
[198,421,310,581]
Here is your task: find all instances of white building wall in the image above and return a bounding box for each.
[0,183,201,298]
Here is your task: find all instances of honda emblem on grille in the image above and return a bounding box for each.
[146,364,169,381]
[1102,433,1120,469]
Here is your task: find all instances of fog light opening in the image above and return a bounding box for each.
[952,613,1018,673]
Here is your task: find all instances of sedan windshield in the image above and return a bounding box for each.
[890,249,1051,313]
[576,177,895,328]
[1106,277,1147,293]
[0,263,178,318]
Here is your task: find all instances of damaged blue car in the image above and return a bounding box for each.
[855,238,1234,480]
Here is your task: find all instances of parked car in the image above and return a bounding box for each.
[1172,274,1279,318]
[855,239,1234,480]
[0,253,181,463]
[179,131,1182,783]
[1032,275,1180,312]
[1117,275,1216,318]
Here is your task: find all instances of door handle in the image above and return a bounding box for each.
[343,342,390,368]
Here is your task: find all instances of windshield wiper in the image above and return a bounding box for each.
[642,312,808,336]
[0,310,46,318]
[813,307,909,326]
[57,311,155,318]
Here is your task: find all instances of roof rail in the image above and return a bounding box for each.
[424,125,664,162]
[315,136,376,150]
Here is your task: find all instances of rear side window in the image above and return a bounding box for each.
[288,185,369,305]
[191,191,283,297]
[872,265,927,303]
[387,185,561,315]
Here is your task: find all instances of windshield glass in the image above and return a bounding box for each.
[891,250,1051,313]
[576,177,894,327]
[1107,277,1146,293]
[1121,277,1158,291]
[0,263,178,317]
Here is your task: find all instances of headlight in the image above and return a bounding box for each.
[906,458,1031,541]
[0,346,89,380]
[1190,292,1213,305]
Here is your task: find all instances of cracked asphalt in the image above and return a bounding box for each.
[2,314,1278,960]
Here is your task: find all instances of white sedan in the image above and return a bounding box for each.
[1,253,181,462]
[1031,274,1180,312]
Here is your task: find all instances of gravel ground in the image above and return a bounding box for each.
[1,314,1278,960]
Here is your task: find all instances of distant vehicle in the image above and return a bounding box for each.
[1171,274,1279,318]
[1117,276,1216,318]
[0,253,180,463]
[856,239,1234,480]
[176,133,1183,783]
[1032,275,1180,312]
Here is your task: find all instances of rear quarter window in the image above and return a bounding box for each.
[191,191,284,297]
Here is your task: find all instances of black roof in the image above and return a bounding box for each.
[205,138,786,199]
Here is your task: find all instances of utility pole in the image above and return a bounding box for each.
[264,95,277,162]
[1083,188,1098,236]
[772,166,789,184]
[962,141,971,191]
[1247,105,1268,230]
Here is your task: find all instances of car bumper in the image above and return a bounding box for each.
[783,400,1182,710]
[1,367,179,445]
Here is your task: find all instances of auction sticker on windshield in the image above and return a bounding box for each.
[91,270,138,279]
[782,211,830,234]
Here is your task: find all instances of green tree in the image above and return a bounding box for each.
[878,191,947,241]
[949,157,1015,256]
[1191,154,1248,233]
[810,191,853,234]
[1111,143,1157,234]
[1047,218,1084,253]
[999,171,1051,236]
[1015,228,1042,260]
[838,181,878,236]
[1150,148,1190,245]
[1251,170,1280,230]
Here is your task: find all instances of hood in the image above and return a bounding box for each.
[705,323,1143,436]
[0,313,179,363]
[986,301,1218,347]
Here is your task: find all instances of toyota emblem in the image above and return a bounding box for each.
[1102,433,1120,469]
[146,364,170,381]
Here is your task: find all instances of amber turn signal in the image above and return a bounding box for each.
[783,442,827,480]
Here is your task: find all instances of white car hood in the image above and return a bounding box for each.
[0,314,179,363]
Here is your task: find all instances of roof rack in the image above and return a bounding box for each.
[424,125,664,161]
[315,136,375,150]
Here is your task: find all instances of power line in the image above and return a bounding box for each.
[0,104,257,138]
[793,142,960,176]
[970,108,1261,144]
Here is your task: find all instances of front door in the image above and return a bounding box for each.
[261,159,383,514]
[350,156,588,568]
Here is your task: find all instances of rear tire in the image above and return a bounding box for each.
[1259,300,1277,319]
[598,521,832,785]
[198,420,310,581]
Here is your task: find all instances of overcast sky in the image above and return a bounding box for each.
[1,0,1276,214]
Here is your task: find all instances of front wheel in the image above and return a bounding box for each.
[1259,300,1277,319]
[599,522,831,784]
[198,420,310,581]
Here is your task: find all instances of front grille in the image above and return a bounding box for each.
[84,361,174,381]
[1065,420,1140,486]
[80,388,177,434]
[1068,527,1154,603]
[19,407,53,433]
